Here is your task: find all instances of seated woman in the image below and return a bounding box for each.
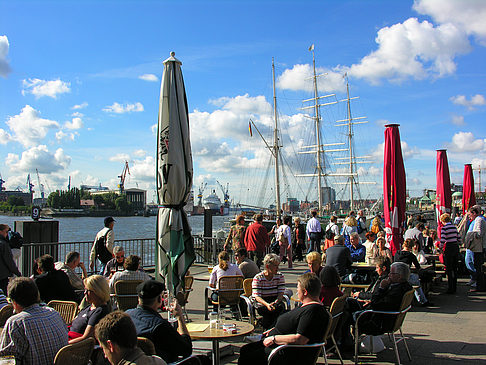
[252,253,286,330]
[304,251,322,276]
[68,275,111,343]
[372,236,393,263]
[319,265,343,307]
[209,250,243,311]
[239,273,329,365]
[363,231,377,264]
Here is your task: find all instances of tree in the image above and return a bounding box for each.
[115,196,132,214]
[7,196,25,206]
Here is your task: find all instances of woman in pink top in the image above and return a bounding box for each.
[209,251,243,311]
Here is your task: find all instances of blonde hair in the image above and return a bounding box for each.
[440,213,451,223]
[294,217,301,225]
[345,216,357,227]
[306,251,322,265]
[85,275,110,304]
[218,251,229,271]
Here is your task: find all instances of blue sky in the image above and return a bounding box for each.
[1,0,485,206]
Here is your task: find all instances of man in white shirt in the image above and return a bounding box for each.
[306,210,321,253]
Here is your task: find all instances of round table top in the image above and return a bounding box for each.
[352,262,375,269]
[188,320,254,340]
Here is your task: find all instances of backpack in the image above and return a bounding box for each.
[277,227,288,245]
[357,217,367,234]
[8,231,23,249]
[95,230,113,264]
[325,224,335,240]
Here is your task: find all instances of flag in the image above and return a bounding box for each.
[462,164,476,214]
[383,124,406,256]
[248,121,253,137]
[436,149,451,239]
[309,44,314,51]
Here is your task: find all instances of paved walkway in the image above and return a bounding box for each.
[185,261,486,364]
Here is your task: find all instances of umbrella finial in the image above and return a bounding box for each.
[170,51,175,57]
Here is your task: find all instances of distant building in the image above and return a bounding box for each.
[320,187,336,206]
[0,191,32,206]
[80,199,95,208]
[80,184,109,192]
[125,188,147,211]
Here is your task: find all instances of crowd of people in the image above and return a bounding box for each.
[0,203,483,364]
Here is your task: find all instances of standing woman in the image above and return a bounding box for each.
[277,216,292,268]
[440,213,460,294]
[324,215,339,251]
[224,215,246,253]
[292,217,306,262]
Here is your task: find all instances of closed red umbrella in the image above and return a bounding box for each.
[383,124,406,256]
[436,149,452,239]
[462,164,476,214]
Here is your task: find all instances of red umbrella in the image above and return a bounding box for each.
[383,124,406,255]
[462,164,476,214]
[436,149,452,239]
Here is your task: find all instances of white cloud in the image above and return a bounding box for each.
[64,117,84,130]
[450,94,486,110]
[6,145,71,173]
[109,153,130,163]
[414,0,486,45]
[139,74,158,82]
[277,64,346,93]
[103,102,144,114]
[0,129,12,145]
[22,78,71,98]
[151,124,157,135]
[6,105,59,147]
[133,149,147,158]
[408,177,422,186]
[448,131,486,152]
[130,156,155,181]
[371,140,420,161]
[471,158,486,170]
[0,35,12,78]
[55,130,75,142]
[451,115,465,126]
[71,112,84,118]
[346,17,471,83]
[72,102,88,110]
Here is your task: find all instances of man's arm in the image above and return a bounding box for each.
[263,333,309,347]
[0,320,27,358]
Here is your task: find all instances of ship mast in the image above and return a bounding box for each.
[311,47,324,214]
[272,58,282,217]
[346,78,355,210]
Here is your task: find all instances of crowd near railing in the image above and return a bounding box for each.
[20,235,227,277]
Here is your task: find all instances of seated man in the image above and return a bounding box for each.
[239,273,329,365]
[0,277,68,364]
[95,311,166,365]
[109,255,152,293]
[347,232,366,262]
[55,251,87,291]
[126,280,193,363]
[353,262,413,335]
[103,245,125,277]
[236,247,260,279]
[325,235,352,279]
[34,254,78,303]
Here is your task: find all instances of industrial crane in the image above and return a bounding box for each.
[35,169,45,198]
[0,173,5,191]
[118,161,130,194]
[197,182,207,207]
[26,174,35,195]
[216,180,230,208]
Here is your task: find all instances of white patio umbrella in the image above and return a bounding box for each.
[156,52,195,294]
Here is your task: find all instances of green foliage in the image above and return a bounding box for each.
[47,188,81,208]
[7,196,25,206]
[115,196,132,213]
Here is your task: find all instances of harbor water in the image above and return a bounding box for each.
[0,214,233,242]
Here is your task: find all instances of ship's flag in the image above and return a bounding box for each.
[249,121,253,137]
[309,44,314,51]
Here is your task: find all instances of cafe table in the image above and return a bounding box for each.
[187,320,254,365]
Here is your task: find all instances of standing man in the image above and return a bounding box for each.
[404,222,425,251]
[357,210,368,241]
[244,214,270,268]
[306,210,321,253]
[0,277,68,365]
[325,235,352,280]
[0,224,21,295]
[467,205,486,292]
[90,216,116,274]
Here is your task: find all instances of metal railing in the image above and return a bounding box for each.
[20,235,226,277]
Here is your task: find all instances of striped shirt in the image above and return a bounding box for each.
[252,272,285,302]
[0,304,68,365]
[109,269,152,292]
[440,222,459,246]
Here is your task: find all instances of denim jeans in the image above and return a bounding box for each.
[465,249,476,279]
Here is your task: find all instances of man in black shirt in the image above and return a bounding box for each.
[239,273,329,365]
[34,254,77,303]
[325,235,353,278]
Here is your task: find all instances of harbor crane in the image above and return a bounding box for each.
[67,176,71,191]
[0,173,5,191]
[26,174,35,195]
[216,180,230,208]
[197,182,207,207]
[36,169,45,198]
[118,161,130,194]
